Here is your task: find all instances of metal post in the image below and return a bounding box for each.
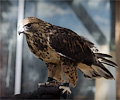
[14,0,24,94]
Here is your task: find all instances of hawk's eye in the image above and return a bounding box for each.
[24,23,32,29]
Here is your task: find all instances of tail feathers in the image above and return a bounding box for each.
[101,62,116,68]
[92,62,114,79]
[95,53,117,68]
[77,63,101,79]
[100,58,117,68]
[83,70,101,79]
[77,63,114,80]
[95,53,112,58]
[78,53,116,79]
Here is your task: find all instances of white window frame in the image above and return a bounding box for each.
[14,0,24,95]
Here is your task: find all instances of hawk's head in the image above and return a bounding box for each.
[18,17,49,36]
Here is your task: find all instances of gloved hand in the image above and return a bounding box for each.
[0,85,70,99]
[0,86,62,99]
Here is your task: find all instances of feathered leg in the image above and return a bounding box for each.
[38,63,62,86]
[63,65,78,87]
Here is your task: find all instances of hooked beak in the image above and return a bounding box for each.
[18,31,23,35]
[18,24,24,35]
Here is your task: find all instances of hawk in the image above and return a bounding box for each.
[18,17,117,93]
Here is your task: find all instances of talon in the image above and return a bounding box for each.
[59,86,71,94]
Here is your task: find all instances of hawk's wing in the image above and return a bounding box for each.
[49,26,116,80]
[49,26,95,66]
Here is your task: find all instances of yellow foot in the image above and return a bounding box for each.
[59,86,71,94]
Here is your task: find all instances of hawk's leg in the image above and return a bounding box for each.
[47,63,62,82]
[38,63,61,87]
[47,77,55,82]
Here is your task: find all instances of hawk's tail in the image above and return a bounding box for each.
[77,63,114,79]
[91,62,114,79]
[77,53,117,79]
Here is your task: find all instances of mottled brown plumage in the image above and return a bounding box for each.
[18,17,117,87]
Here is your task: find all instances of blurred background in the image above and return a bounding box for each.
[0,0,120,100]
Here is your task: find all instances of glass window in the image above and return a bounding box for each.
[0,0,115,99]
[0,0,18,96]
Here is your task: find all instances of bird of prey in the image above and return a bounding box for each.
[18,17,117,93]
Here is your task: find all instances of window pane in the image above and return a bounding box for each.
[0,0,18,96]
